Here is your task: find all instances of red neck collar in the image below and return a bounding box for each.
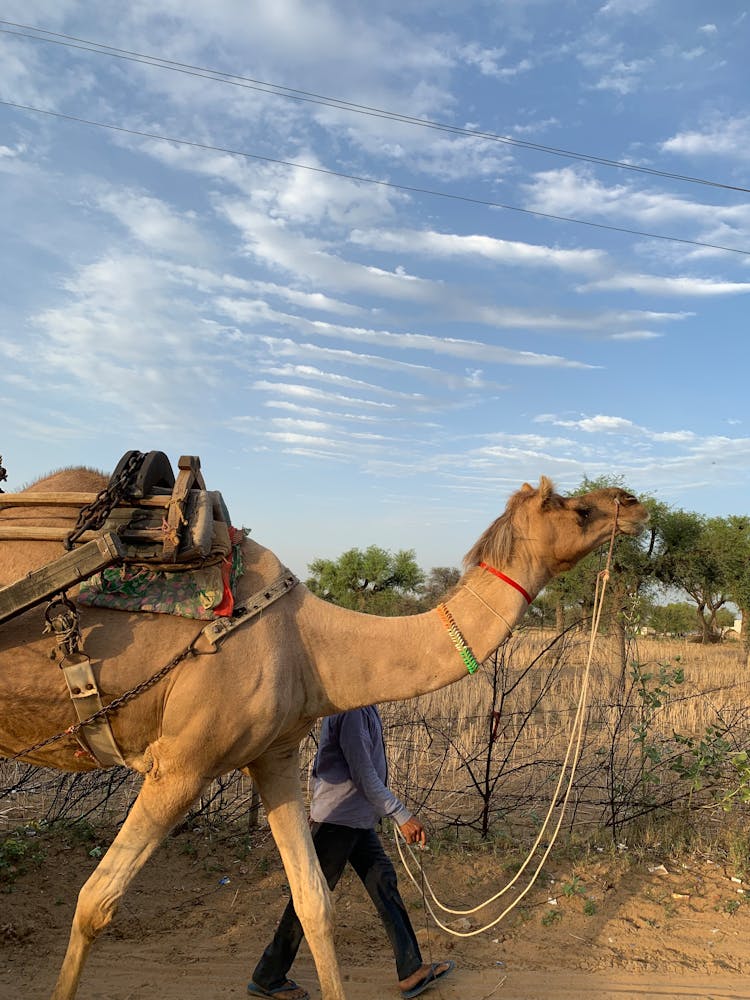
[478,562,532,605]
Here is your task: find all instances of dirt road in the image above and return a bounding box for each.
[3,829,750,1000]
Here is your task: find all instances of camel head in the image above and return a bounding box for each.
[463,476,649,580]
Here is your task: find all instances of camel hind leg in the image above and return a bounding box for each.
[51,765,206,1000]
[251,748,347,1000]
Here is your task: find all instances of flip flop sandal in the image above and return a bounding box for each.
[247,979,310,1000]
[400,960,456,999]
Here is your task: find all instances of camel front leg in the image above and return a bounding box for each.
[51,766,206,1000]
[251,749,347,1000]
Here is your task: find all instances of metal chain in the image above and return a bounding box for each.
[64,450,146,549]
[3,569,300,767]
[1,627,205,764]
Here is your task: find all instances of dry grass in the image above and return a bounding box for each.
[2,629,749,851]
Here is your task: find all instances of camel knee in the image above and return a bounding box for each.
[72,874,122,942]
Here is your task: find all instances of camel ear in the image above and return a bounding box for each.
[520,482,535,494]
[538,476,555,505]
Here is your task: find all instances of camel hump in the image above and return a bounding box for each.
[111,450,175,498]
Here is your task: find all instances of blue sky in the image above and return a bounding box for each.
[1,1,748,577]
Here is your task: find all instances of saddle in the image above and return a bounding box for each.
[0,451,243,626]
[0,450,248,769]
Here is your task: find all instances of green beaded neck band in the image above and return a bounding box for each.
[437,603,481,675]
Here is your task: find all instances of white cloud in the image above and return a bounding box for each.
[563,415,637,433]
[254,335,503,390]
[256,154,403,226]
[216,301,597,369]
[0,142,26,160]
[651,430,696,443]
[218,202,438,303]
[699,23,718,35]
[325,119,514,182]
[95,188,214,260]
[27,254,227,433]
[307,319,596,368]
[609,330,662,341]
[662,114,750,160]
[114,0,488,187]
[535,413,698,446]
[0,30,87,107]
[350,227,607,273]
[598,0,655,14]
[123,0,451,86]
[679,47,706,61]
[593,57,653,95]
[523,166,750,248]
[251,381,396,410]
[261,363,428,402]
[261,401,391,425]
[168,264,363,316]
[457,43,532,79]
[579,274,750,296]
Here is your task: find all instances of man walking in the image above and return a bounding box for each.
[248,705,455,1000]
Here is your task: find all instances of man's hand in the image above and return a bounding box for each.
[398,816,427,848]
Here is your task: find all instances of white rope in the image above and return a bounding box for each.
[461,583,516,634]
[396,506,620,937]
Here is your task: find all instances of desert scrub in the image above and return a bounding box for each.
[0,827,45,888]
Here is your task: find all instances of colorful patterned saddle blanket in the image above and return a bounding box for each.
[78,526,246,620]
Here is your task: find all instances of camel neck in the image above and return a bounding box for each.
[301,564,542,713]
[444,564,535,662]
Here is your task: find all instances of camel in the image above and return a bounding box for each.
[0,466,649,1000]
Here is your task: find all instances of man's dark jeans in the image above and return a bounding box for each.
[252,821,423,989]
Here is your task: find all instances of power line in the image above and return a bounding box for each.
[2,19,749,196]
[3,98,749,257]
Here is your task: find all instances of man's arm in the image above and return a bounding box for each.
[338,712,412,827]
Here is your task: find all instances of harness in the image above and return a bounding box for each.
[0,450,299,768]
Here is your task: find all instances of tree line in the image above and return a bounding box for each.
[305,476,750,649]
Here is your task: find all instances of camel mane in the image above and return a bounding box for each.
[462,475,558,570]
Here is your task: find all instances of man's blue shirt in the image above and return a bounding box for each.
[309,706,412,829]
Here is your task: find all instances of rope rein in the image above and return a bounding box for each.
[398,501,621,937]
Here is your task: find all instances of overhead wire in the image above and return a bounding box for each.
[1,19,749,196]
[2,97,749,257]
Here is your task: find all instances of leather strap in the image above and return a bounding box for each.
[196,570,299,652]
[61,655,127,767]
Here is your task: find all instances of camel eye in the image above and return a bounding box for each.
[577,506,591,522]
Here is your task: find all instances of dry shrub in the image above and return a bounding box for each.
[3,630,749,848]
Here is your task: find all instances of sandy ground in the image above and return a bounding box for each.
[3,826,750,1000]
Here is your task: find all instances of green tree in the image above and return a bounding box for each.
[654,512,732,642]
[715,607,736,629]
[306,545,425,614]
[646,602,698,636]
[418,566,460,610]
[715,516,750,651]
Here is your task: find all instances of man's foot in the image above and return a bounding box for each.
[399,960,456,998]
[247,979,309,1000]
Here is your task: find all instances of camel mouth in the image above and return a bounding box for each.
[619,514,649,536]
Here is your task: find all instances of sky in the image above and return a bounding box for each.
[1,1,748,578]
